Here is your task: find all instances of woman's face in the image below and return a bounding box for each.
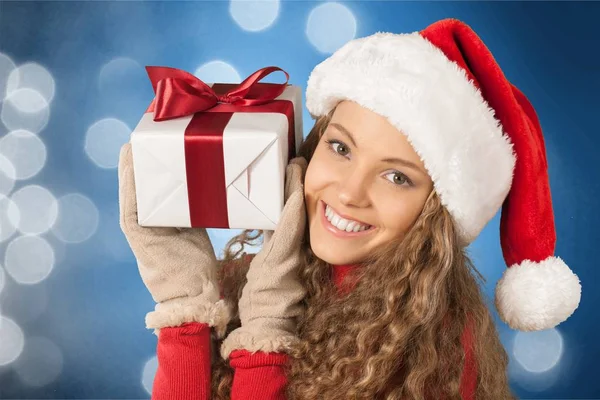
[304,100,434,266]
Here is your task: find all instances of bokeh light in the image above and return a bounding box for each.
[513,329,564,373]
[0,130,47,180]
[5,62,55,105]
[1,282,49,324]
[194,61,241,84]
[306,2,357,54]
[4,235,55,285]
[51,193,99,244]
[10,185,57,235]
[0,193,20,243]
[1,88,50,134]
[85,118,131,169]
[141,355,158,395]
[98,57,143,92]
[0,53,17,101]
[0,153,17,195]
[13,336,63,387]
[0,266,5,295]
[0,315,24,366]
[229,0,280,32]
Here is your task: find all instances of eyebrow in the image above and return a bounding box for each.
[328,122,428,176]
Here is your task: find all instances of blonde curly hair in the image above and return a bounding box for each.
[210,106,515,400]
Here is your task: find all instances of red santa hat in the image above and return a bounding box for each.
[305,18,581,331]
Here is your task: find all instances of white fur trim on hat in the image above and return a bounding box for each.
[495,256,582,331]
[306,32,516,244]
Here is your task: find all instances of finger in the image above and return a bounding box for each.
[263,229,274,247]
[284,163,297,201]
[118,143,140,230]
[288,156,307,189]
[288,156,308,170]
[264,190,306,260]
[284,163,304,201]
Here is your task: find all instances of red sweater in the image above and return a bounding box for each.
[150,263,477,400]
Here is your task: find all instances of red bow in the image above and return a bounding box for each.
[145,65,290,121]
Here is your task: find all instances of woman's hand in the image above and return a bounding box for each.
[118,142,231,337]
[219,156,308,359]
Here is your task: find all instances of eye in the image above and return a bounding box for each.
[384,171,413,187]
[325,138,413,187]
[324,139,350,157]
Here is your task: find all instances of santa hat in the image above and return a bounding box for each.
[305,18,581,331]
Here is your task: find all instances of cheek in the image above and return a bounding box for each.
[303,163,318,201]
[304,152,334,196]
[378,197,421,236]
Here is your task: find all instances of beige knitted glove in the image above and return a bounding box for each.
[118,142,232,338]
[220,156,308,359]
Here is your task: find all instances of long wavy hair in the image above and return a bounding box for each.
[210,106,515,399]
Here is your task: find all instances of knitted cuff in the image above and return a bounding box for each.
[146,294,233,339]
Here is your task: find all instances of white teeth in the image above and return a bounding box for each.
[337,218,349,231]
[348,222,362,233]
[325,203,371,232]
[331,214,340,226]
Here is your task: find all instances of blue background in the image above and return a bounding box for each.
[0,1,598,399]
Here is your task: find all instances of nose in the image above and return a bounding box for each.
[337,166,371,208]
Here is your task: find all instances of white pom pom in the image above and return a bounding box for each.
[495,256,581,331]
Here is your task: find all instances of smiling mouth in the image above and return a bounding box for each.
[320,200,376,237]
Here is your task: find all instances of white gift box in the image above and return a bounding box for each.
[130,83,303,230]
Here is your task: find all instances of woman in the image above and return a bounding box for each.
[118,18,580,400]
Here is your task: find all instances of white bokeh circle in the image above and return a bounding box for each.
[194,61,241,84]
[98,57,143,91]
[0,130,47,180]
[0,315,24,366]
[14,336,63,387]
[0,193,20,243]
[4,235,55,285]
[513,329,564,373]
[51,193,99,243]
[229,0,280,32]
[142,355,158,394]
[5,88,48,113]
[1,282,48,324]
[10,185,57,235]
[85,118,131,169]
[306,2,357,54]
[0,52,17,101]
[0,154,17,195]
[0,266,5,295]
[1,88,50,134]
[6,62,55,105]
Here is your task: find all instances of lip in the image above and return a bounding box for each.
[320,200,376,238]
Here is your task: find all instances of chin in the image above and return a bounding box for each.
[309,240,364,266]
[307,208,369,266]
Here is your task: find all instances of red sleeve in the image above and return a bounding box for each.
[459,318,477,400]
[151,322,212,400]
[226,324,475,400]
[229,349,290,400]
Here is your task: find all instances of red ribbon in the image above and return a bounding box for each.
[143,66,296,228]
[145,65,290,121]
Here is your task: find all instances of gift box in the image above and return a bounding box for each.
[130,66,303,230]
